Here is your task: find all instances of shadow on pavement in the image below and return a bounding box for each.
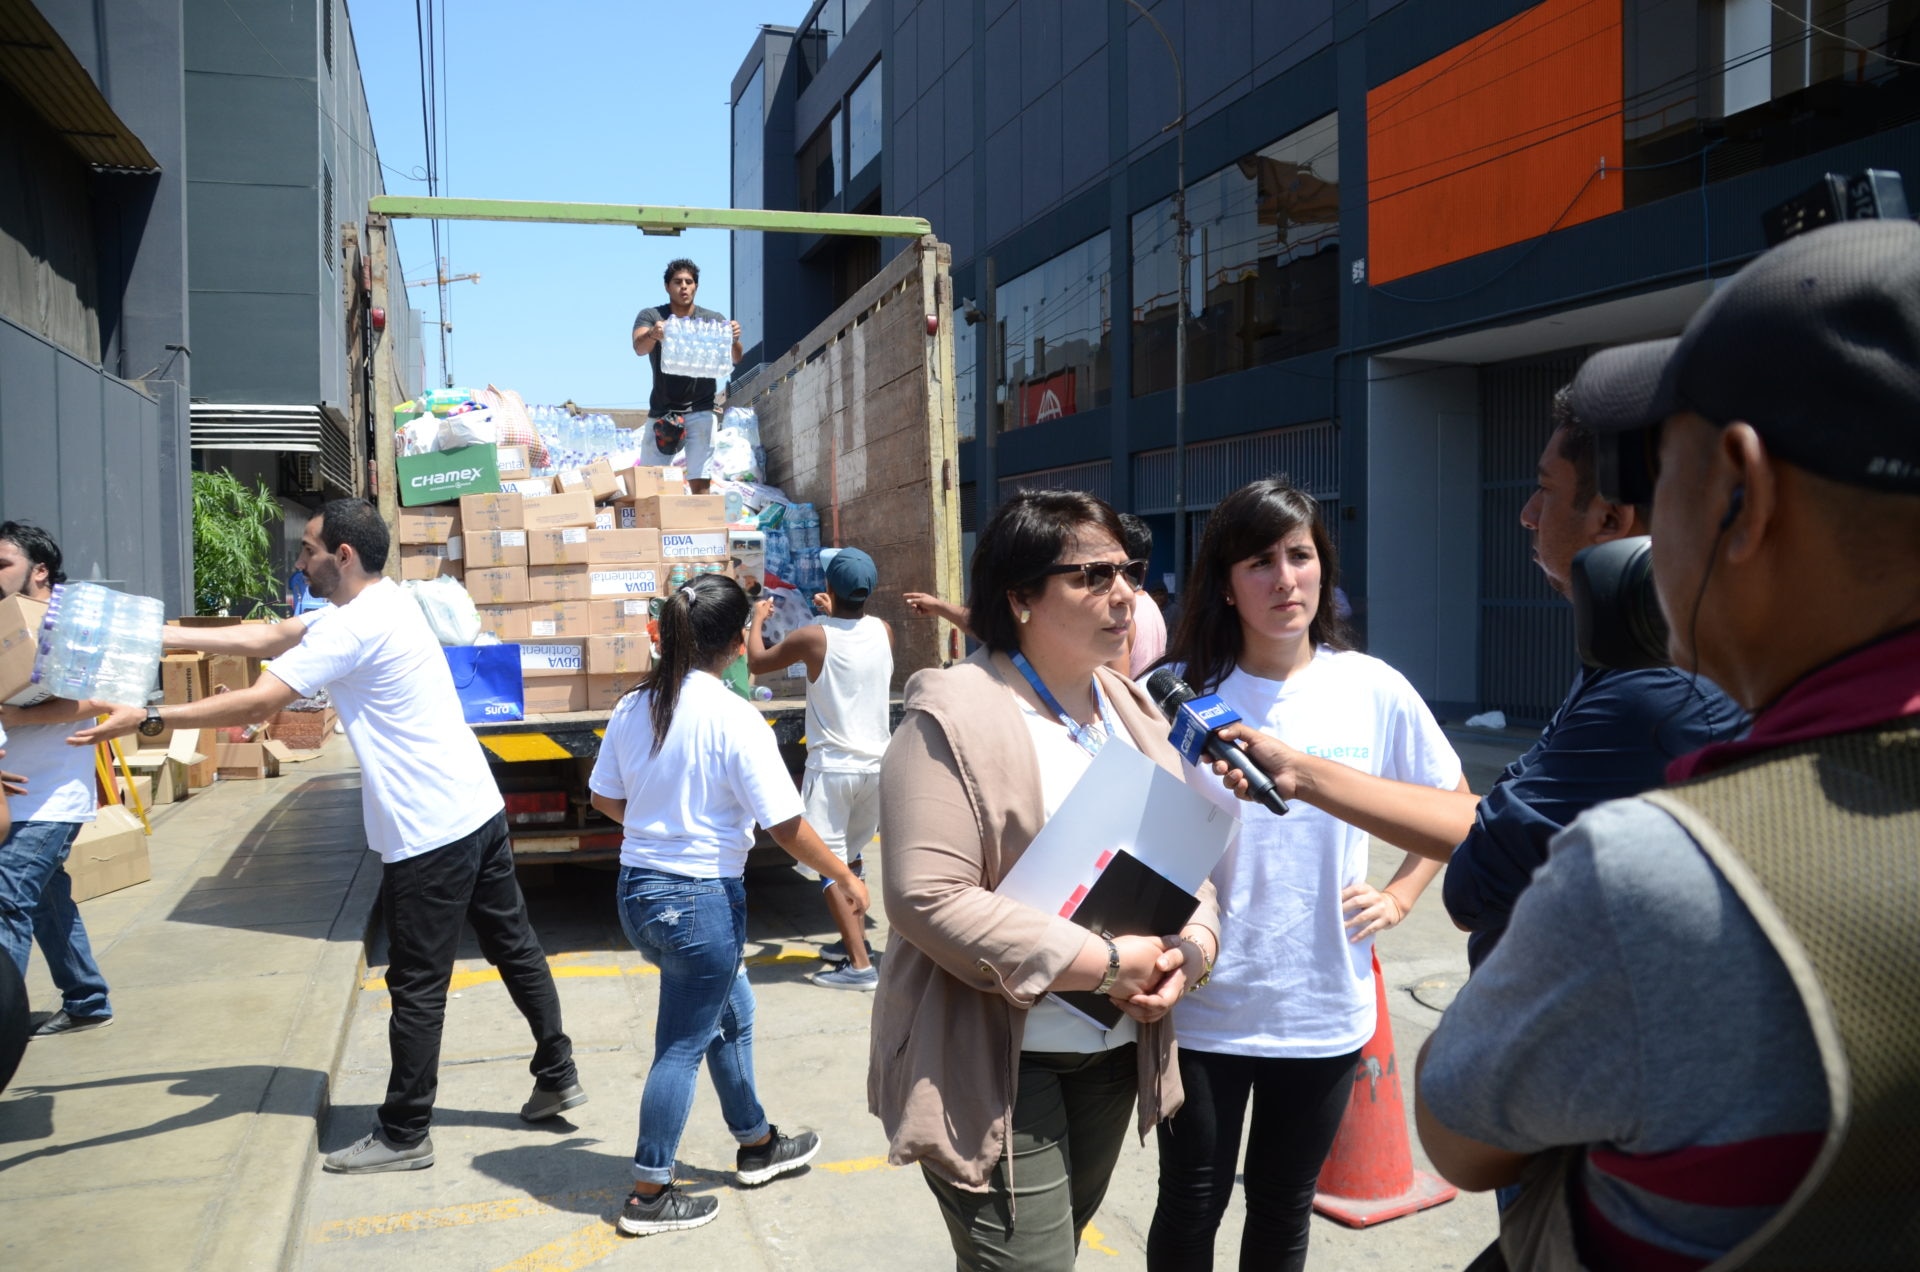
[0,1063,328,1166]
[471,1139,752,1211]
[320,1103,593,1150]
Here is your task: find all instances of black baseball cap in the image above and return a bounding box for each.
[1570,219,1920,492]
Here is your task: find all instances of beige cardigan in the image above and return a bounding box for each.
[866,648,1223,1191]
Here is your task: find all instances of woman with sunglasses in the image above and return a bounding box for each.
[588,573,869,1238]
[872,490,1222,1271]
[1146,479,1465,1272]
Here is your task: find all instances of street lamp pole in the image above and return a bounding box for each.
[1124,1,1189,587]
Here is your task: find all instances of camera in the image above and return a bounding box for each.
[1570,538,1669,670]
[1574,168,1910,670]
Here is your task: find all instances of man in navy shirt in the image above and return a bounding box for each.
[1442,392,1743,966]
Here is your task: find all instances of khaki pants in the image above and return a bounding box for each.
[922,1046,1139,1272]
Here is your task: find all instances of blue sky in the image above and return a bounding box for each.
[349,1,804,408]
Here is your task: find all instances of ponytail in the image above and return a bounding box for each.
[636,572,751,753]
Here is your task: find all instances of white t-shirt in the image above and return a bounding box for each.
[1014,685,1141,1056]
[589,670,804,879]
[3,716,97,824]
[1173,650,1461,1058]
[267,579,502,863]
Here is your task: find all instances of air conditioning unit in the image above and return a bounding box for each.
[285,453,324,493]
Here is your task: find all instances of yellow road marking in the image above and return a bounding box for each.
[489,1221,624,1272]
[1083,1222,1119,1256]
[311,1190,622,1242]
[817,1154,893,1174]
[361,946,833,993]
[479,733,574,762]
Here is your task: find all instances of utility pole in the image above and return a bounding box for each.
[1124,1,1189,586]
[367,212,400,578]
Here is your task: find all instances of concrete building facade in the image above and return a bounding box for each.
[733,0,1920,721]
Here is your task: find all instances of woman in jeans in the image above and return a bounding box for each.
[1146,479,1466,1271]
[871,490,1221,1271]
[589,573,868,1237]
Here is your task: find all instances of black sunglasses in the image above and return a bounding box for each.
[1030,558,1150,595]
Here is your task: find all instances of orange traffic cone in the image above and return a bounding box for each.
[1311,950,1458,1227]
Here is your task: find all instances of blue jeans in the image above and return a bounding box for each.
[0,820,112,1018]
[617,866,769,1185]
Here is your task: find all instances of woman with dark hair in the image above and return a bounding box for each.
[871,489,1222,1271]
[588,573,868,1238]
[1145,478,1465,1272]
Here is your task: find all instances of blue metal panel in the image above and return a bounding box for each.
[0,322,63,529]
[55,355,108,581]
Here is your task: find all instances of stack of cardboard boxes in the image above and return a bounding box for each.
[398,446,732,714]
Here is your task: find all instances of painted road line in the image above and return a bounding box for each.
[310,1190,623,1243]
[489,1221,625,1272]
[1083,1222,1120,1256]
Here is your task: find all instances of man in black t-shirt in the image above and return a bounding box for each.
[631,258,743,493]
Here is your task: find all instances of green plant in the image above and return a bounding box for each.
[191,469,284,616]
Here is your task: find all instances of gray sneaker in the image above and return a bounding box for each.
[323,1129,434,1174]
[809,963,878,992]
[521,1080,588,1123]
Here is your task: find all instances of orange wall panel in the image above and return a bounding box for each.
[1367,0,1623,285]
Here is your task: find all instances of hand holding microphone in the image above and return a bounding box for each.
[1145,670,1289,816]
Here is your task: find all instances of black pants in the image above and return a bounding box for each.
[378,813,575,1144]
[1147,1045,1361,1272]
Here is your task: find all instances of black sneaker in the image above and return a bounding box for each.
[735,1124,820,1186]
[520,1080,587,1123]
[31,1010,113,1038]
[617,1183,719,1236]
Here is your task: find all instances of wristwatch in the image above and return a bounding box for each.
[138,706,166,738]
[1094,937,1121,996]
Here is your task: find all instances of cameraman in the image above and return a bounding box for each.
[1415,220,1920,1267]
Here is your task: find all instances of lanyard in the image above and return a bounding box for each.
[1011,653,1120,758]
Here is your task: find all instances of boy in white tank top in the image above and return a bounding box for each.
[747,548,893,990]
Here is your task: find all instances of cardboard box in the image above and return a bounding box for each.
[216,738,295,779]
[587,634,653,676]
[588,566,666,599]
[588,529,661,565]
[619,466,689,499]
[69,806,150,902]
[528,565,592,603]
[397,506,461,545]
[528,527,594,567]
[522,491,598,531]
[397,443,501,507]
[475,604,532,642]
[589,596,654,635]
[502,478,555,498]
[465,566,531,605]
[497,443,533,481]
[0,594,49,704]
[459,492,525,533]
[617,494,728,530]
[555,459,620,502]
[161,653,212,706]
[521,601,591,639]
[166,728,218,789]
[114,773,156,809]
[400,541,465,581]
[586,673,633,710]
[207,654,261,696]
[593,508,617,530]
[519,641,587,678]
[659,531,729,561]
[729,529,767,593]
[123,749,185,803]
[465,530,529,569]
[523,675,588,715]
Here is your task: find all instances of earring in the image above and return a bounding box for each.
[1018,609,1031,624]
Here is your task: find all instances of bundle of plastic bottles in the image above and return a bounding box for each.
[528,405,643,476]
[33,581,165,706]
[658,317,736,380]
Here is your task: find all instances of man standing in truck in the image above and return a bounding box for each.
[631,258,743,494]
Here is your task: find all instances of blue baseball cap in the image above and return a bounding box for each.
[824,546,877,601]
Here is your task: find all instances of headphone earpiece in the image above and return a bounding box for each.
[1719,486,1746,531]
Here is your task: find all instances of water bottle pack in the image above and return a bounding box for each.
[34,582,165,706]
[658,317,735,380]
[528,405,642,477]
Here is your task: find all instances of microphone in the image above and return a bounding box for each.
[1145,669,1289,817]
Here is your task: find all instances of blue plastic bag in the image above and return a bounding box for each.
[444,645,524,725]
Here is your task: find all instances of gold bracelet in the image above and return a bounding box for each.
[1183,931,1215,991]
[1094,937,1121,995]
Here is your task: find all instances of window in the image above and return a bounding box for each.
[732,63,766,348]
[848,61,883,178]
[996,232,1112,432]
[323,0,334,73]
[321,163,335,271]
[797,0,843,91]
[1131,113,1339,398]
[797,109,842,213]
[955,307,977,441]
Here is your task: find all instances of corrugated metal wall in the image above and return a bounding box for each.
[1133,421,1343,555]
[0,316,170,597]
[1478,352,1586,724]
[997,459,1114,504]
